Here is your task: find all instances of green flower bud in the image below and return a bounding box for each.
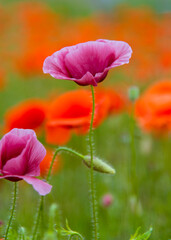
[83,155,116,174]
[128,86,140,102]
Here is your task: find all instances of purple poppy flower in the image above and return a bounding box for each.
[0,128,52,196]
[43,39,132,86]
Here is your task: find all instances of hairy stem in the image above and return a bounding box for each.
[47,146,84,182]
[89,85,99,240]
[5,182,17,240]
[32,197,43,240]
[32,147,85,239]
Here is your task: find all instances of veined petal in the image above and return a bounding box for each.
[0,174,52,195]
[43,39,132,86]
[23,176,52,195]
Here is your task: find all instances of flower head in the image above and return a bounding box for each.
[135,80,171,134]
[0,128,52,195]
[45,89,110,145]
[4,99,47,133]
[43,39,132,86]
[96,87,126,114]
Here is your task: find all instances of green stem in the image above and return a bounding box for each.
[5,182,17,240]
[89,85,99,240]
[32,147,85,239]
[129,105,137,195]
[70,233,84,240]
[32,197,43,240]
[47,146,84,182]
[56,206,62,240]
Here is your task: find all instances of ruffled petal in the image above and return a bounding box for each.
[43,39,132,86]
[2,146,28,175]
[25,135,46,176]
[0,132,27,173]
[0,175,52,195]
[0,128,46,176]
[75,72,97,86]
[45,122,71,145]
[97,39,133,70]
[23,176,52,195]
[43,47,71,79]
[9,128,36,138]
[64,41,115,79]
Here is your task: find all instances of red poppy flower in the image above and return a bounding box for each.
[96,87,126,114]
[135,80,171,134]
[4,99,47,133]
[45,89,110,145]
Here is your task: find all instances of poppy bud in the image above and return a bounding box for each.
[101,193,114,207]
[128,86,140,102]
[83,155,115,174]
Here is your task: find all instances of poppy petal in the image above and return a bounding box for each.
[23,176,52,195]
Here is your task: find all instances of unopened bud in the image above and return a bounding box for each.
[128,86,139,102]
[83,155,115,174]
[102,193,114,207]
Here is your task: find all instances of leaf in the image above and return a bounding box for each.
[55,219,84,239]
[130,227,153,240]
[66,219,72,231]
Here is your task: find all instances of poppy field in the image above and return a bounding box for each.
[0,1,171,240]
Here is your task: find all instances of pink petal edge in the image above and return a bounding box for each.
[23,176,52,196]
[0,175,52,196]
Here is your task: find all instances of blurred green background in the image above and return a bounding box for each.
[0,0,170,239]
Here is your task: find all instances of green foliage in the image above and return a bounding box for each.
[17,227,29,240]
[130,227,153,240]
[55,219,84,240]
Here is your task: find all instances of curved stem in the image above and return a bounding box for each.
[5,182,17,240]
[32,147,85,239]
[70,233,84,240]
[47,146,84,182]
[89,85,99,240]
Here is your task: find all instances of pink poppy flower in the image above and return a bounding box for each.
[43,39,132,86]
[0,128,52,195]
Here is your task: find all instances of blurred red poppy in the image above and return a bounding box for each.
[45,89,110,145]
[96,87,126,114]
[0,68,5,89]
[11,2,60,75]
[135,80,171,134]
[4,99,47,133]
